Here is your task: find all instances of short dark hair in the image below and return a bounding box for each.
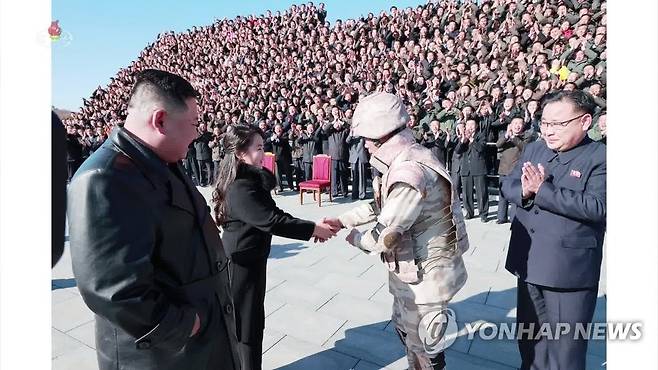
[128,69,199,111]
[540,90,596,115]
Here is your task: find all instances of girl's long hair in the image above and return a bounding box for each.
[212,124,264,226]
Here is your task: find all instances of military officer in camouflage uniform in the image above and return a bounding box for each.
[324,92,470,370]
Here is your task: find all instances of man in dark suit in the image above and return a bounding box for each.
[456,118,489,222]
[67,69,238,370]
[444,122,463,198]
[420,120,448,165]
[194,123,213,186]
[267,124,295,191]
[323,116,350,197]
[502,90,606,370]
[346,129,368,200]
[184,141,199,185]
[298,122,322,180]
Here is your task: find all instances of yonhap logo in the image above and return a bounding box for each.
[418,308,458,354]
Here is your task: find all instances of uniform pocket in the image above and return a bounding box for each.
[560,235,597,249]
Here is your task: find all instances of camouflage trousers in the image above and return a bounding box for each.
[391,292,451,370]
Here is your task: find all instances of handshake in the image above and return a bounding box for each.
[311,217,361,246]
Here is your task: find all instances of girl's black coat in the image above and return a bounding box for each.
[221,163,314,343]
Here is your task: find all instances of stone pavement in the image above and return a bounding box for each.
[52,188,607,370]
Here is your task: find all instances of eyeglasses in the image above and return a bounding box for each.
[539,113,587,129]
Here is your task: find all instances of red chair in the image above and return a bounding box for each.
[261,152,277,195]
[299,154,332,206]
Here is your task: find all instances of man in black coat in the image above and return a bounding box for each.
[502,90,606,370]
[66,126,83,182]
[323,117,350,197]
[446,125,463,197]
[67,70,239,370]
[52,111,67,267]
[183,142,199,185]
[298,122,322,180]
[420,120,449,165]
[194,123,213,186]
[456,118,489,222]
[267,123,295,191]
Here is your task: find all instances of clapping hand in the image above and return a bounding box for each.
[521,162,546,199]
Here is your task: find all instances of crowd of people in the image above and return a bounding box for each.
[64,0,607,222]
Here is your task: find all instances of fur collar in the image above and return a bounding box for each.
[235,162,277,191]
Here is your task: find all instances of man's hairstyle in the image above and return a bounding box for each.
[128,69,199,111]
[541,90,597,115]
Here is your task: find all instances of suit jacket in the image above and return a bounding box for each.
[221,163,315,342]
[346,132,368,164]
[67,127,238,370]
[267,133,292,162]
[495,130,536,176]
[502,137,606,289]
[298,130,322,163]
[455,132,488,176]
[323,122,349,161]
[194,132,213,161]
[420,131,448,165]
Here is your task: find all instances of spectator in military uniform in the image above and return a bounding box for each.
[495,116,537,224]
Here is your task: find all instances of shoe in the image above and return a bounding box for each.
[481,218,488,223]
[496,219,509,224]
[464,214,474,220]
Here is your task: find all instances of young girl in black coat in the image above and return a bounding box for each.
[212,125,337,370]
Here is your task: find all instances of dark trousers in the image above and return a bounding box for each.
[213,160,220,184]
[185,157,200,185]
[276,158,295,190]
[331,159,349,196]
[236,341,262,370]
[486,145,498,175]
[350,161,367,199]
[197,159,212,186]
[303,162,313,180]
[497,175,512,222]
[517,280,598,370]
[461,174,488,219]
[230,260,267,370]
[293,158,304,187]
